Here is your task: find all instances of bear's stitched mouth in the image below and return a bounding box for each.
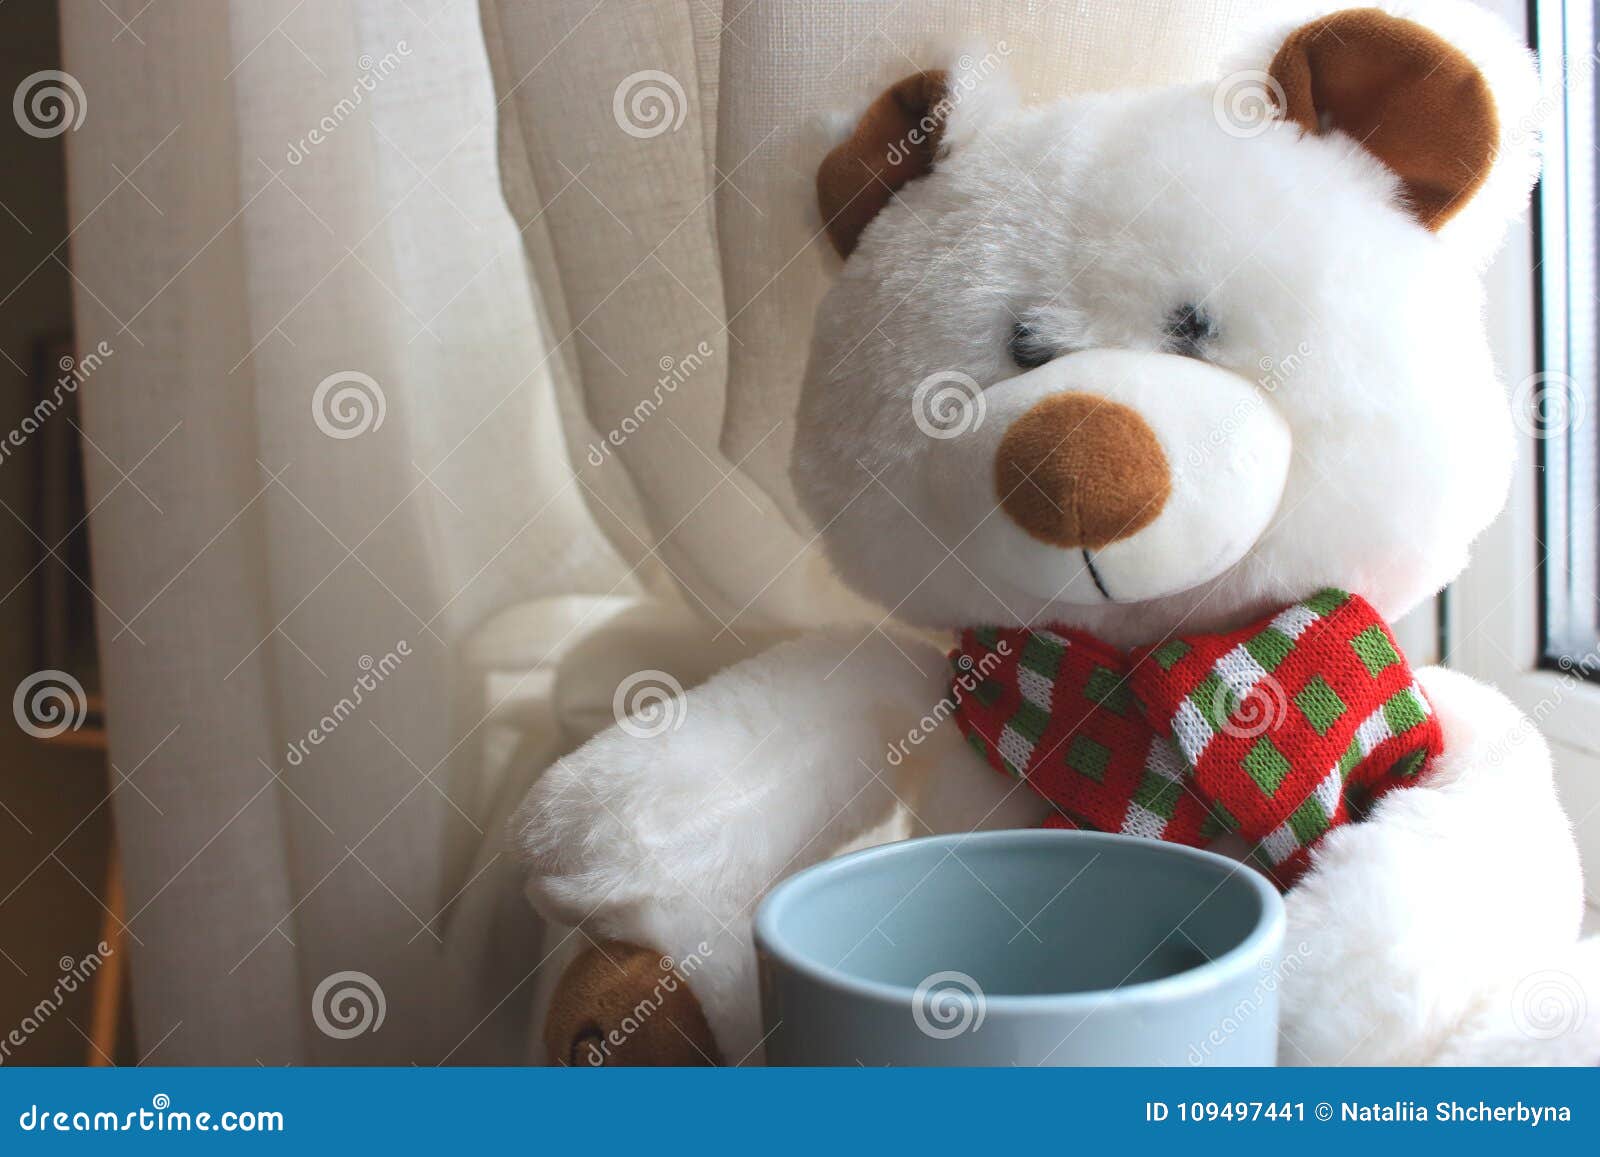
[1082,550,1113,602]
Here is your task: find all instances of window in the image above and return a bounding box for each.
[1535,0,1600,670]
[1451,0,1600,906]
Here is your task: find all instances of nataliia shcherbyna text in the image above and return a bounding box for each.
[1341,1101,1572,1126]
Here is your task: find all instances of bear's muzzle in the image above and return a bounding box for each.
[924,348,1292,605]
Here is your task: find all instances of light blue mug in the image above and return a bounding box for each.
[753,829,1285,1065]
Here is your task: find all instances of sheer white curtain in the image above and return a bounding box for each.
[62,0,618,1064]
[65,0,1267,1063]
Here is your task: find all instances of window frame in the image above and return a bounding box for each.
[1531,0,1600,673]
[1451,0,1600,903]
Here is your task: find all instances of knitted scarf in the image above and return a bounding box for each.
[950,589,1442,887]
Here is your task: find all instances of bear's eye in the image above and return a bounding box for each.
[1165,304,1217,359]
[1008,321,1055,370]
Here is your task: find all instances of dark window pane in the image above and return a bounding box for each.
[1537,0,1600,668]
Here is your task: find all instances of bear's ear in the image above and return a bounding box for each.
[817,46,1019,257]
[1267,8,1499,232]
[816,71,951,258]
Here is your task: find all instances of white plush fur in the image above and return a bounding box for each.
[519,0,1598,1065]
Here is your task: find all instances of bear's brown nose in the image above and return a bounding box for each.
[995,394,1171,549]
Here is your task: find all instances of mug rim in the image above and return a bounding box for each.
[753,829,1287,1012]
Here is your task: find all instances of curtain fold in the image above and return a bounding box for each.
[64,0,616,1064]
[482,0,861,635]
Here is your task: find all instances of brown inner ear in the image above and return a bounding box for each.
[1267,8,1498,231]
[816,70,949,258]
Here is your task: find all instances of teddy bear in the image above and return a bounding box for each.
[516,0,1600,1066]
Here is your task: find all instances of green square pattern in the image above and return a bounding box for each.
[1287,795,1330,844]
[1132,769,1181,818]
[1390,747,1429,778]
[1294,676,1346,736]
[1020,633,1065,680]
[1192,672,1234,733]
[1304,588,1350,617]
[1085,665,1133,716]
[1066,735,1110,783]
[1244,628,1294,672]
[1151,640,1191,670]
[1007,700,1051,744]
[1335,736,1363,779]
[1199,801,1238,839]
[1242,737,1290,796]
[1382,687,1427,735]
[1350,625,1400,677]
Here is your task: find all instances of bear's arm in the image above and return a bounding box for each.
[1278,665,1591,1064]
[513,626,974,937]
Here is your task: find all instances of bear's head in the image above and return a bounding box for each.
[791,1,1539,647]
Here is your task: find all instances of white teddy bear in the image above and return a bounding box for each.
[517,0,1600,1066]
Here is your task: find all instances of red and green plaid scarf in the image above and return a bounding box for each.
[950,589,1442,887]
